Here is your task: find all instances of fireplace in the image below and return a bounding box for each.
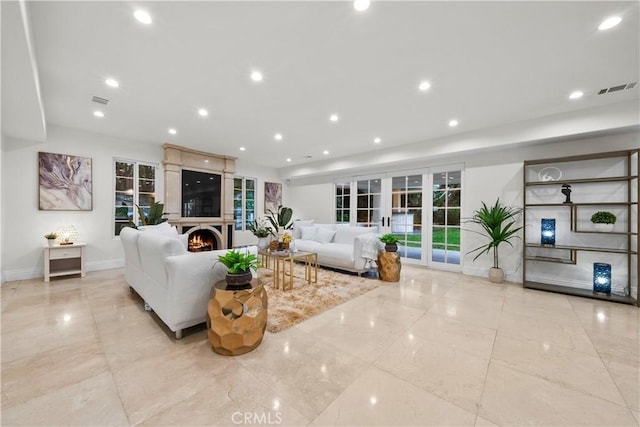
[163,144,237,250]
[183,225,223,252]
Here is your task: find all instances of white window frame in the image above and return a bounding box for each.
[113,158,160,236]
[234,176,257,231]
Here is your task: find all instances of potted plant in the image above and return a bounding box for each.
[249,219,272,250]
[591,211,616,231]
[468,199,523,284]
[379,233,400,252]
[266,206,293,237]
[44,232,58,246]
[127,201,167,228]
[216,249,259,287]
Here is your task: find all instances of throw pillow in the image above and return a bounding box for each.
[292,220,314,239]
[313,227,335,244]
[300,225,318,241]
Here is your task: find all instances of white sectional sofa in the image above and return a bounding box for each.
[120,224,256,339]
[291,221,379,274]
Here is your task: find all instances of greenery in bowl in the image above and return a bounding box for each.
[44,232,58,240]
[379,233,400,245]
[590,211,616,224]
[217,250,259,274]
[467,199,522,269]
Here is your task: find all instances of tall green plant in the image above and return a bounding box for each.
[467,199,522,269]
[266,205,293,235]
[128,201,167,228]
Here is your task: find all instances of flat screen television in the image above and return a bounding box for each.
[181,169,221,217]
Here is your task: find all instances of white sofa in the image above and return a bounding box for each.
[292,221,379,274]
[120,225,257,339]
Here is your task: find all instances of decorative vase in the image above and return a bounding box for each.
[594,223,614,232]
[257,237,270,250]
[385,243,398,252]
[225,271,253,288]
[488,267,504,284]
[47,239,55,247]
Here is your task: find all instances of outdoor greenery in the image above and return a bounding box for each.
[217,250,258,274]
[467,199,522,269]
[590,211,617,224]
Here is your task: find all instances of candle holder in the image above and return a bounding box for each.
[593,263,611,294]
[540,218,556,246]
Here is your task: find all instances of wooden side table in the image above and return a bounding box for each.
[44,243,86,282]
[207,279,268,356]
[377,251,401,282]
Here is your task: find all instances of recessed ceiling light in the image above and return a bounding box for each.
[329,114,339,122]
[239,147,246,151]
[354,0,370,12]
[250,71,263,82]
[598,16,622,31]
[274,133,283,141]
[93,110,104,118]
[418,81,431,91]
[168,128,177,135]
[374,137,381,143]
[198,108,208,117]
[569,91,584,100]
[448,119,459,127]
[323,150,329,155]
[286,158,292,162]
[105,78,119,88]
[133,10,152,25]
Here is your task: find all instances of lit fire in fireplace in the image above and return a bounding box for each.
[188,231,215,252]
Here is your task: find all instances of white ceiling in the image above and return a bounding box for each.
[3,1,639,174]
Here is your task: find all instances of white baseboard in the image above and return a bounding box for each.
[1,258,124,285]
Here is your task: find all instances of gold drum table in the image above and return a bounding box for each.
[207,279,268,356]
[377,251,401,282]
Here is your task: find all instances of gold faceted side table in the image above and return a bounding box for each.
[207,279,268,356]
[377,251,401,282]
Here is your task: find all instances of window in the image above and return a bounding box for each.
[432,170,461,264]
[114,159,158,236]
[234,177,256,230]
[335,181,351,223]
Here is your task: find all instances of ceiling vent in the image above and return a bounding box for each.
[304,155,313,159]
[597,82,637,95]
[91,96,109,105]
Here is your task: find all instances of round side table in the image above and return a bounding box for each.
[207,278,268,356]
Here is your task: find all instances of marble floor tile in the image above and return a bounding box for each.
[411,311,497,359]
[311,366,476,426]
[491,333,625,405]
[479,362,637,426]
[569,297,640,337]
[428,295,504,330]
[474,415,498,426]
[587,328,639,367]
[375,330,490,413]
[364,282,444,311]
[0,372,129,426]
[497,310,598,357]
[603,358,640,411]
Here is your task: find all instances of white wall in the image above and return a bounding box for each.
[286,182,334,223]
[1,125,162,281]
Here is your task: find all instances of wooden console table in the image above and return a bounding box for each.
[44,243,86,282]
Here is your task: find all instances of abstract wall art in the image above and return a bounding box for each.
[39,152,93,211]
[264,182,282,214]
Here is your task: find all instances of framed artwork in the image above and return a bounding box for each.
[39,152,93,210]
[264,182,282,214]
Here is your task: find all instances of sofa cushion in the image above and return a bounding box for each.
[300,225,318,240]
[292,220,314,239]
[333,226,375,245]
[313,227,335,243]
[316,243,354,269]
[294,239,323,253]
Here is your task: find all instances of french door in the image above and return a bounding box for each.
[341,167,462,270]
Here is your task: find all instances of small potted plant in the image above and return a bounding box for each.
[591,211,616,231]
[379,233,400,252]
[216,249,259,287]
[44,232,58,246]
[249,219,272,250]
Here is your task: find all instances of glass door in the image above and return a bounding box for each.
[390,174,424,263]
[431,170,461,267]
[355,178,383,229]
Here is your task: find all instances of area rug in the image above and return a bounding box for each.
[259,266,384,333]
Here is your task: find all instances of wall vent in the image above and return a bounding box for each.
[91,96,109,105]
[597,82,638,95]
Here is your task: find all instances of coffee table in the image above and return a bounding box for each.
[259,249,318,291]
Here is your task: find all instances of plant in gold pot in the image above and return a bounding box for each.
[468,199,522,284]
[217,249,258,287]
